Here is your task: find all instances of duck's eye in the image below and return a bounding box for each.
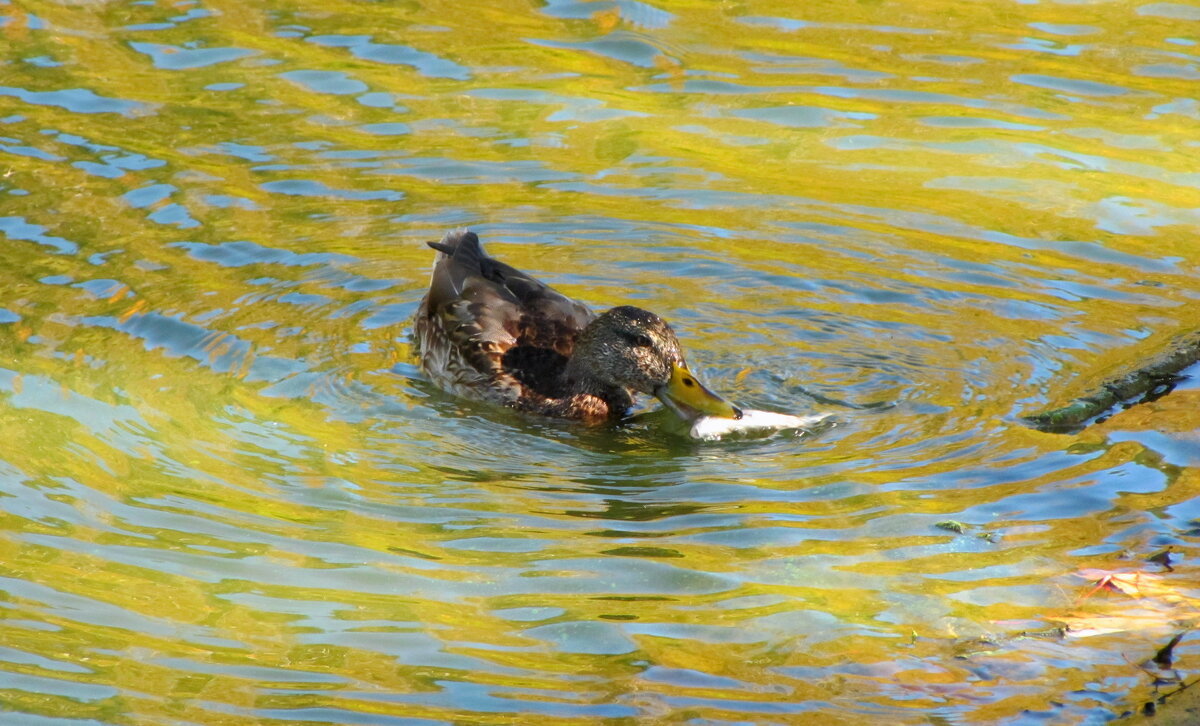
[621,331,653,348]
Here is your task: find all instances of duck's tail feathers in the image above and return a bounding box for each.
[427,228,482,259]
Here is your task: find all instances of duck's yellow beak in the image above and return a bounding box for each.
[656,362,743,421]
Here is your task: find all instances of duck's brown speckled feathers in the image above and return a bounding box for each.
[414,229,626,421]
[414,229,744,424]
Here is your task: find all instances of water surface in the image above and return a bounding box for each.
[2,0,1199,723]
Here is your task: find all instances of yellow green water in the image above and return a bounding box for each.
[2,0,1200,723]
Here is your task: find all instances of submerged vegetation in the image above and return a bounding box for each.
[1025,329,1200,433]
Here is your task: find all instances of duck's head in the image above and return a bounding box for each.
[570,306,742,422]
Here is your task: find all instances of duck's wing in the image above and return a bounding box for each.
[416,229,593,394]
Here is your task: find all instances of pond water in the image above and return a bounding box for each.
[2,0,1200,723]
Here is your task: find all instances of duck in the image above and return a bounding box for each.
[413,229,743,425]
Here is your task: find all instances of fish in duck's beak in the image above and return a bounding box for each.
[655,362,743,422]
